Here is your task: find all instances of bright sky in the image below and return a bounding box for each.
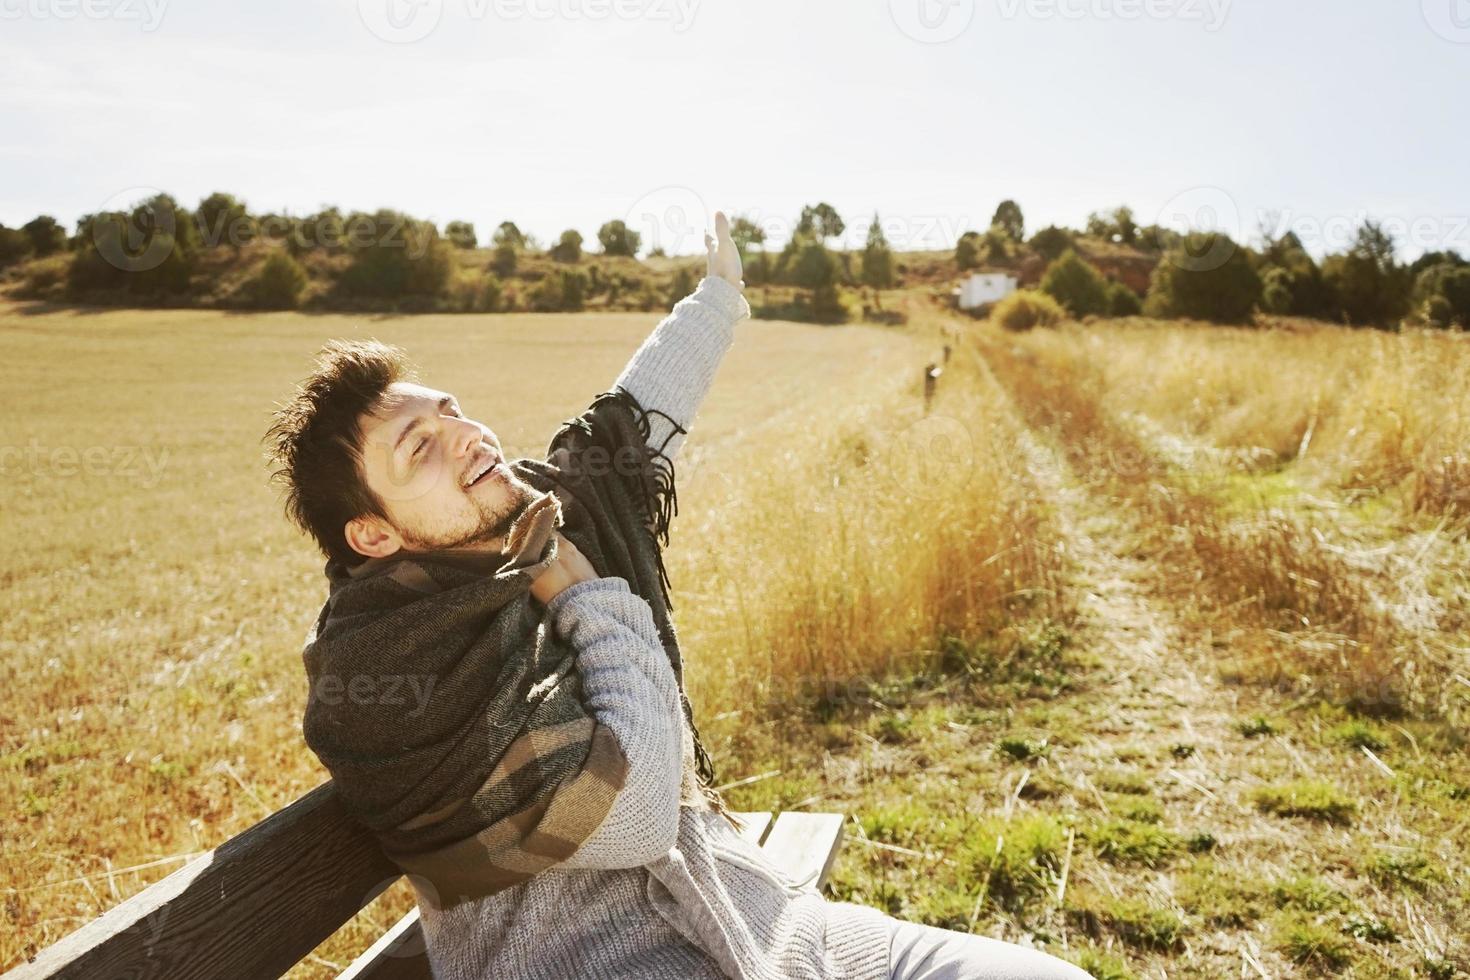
[2,0,1466,258]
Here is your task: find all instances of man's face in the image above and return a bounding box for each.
[347,381,541,558]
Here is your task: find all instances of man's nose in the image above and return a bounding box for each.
[449,417,480,456]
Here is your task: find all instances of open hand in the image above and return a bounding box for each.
[705,211,744,291]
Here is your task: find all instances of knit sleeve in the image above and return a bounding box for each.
[612,275,750,465]
[542,577,684,869]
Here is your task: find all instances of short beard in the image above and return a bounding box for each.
[398,476,544,553]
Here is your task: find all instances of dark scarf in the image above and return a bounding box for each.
[301,387,731,912]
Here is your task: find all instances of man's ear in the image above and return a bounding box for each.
[344,514,403,560]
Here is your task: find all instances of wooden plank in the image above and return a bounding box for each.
[759,812,845,890]
[729,811,773,846]
[7,783,401,980]
[338,909,430,980]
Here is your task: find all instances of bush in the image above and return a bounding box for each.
[336,211,451,301]
[68,196,199,297]
[444,221,477,249]
[597,219,641,257]
[1040,250,1109,317]
[21,215,67,257]
[992,289,1065,331]
[1413,262,1470,328]
[0,225,31,268]
[1107,281,1142,316]
[252,250,307,309]
[1029,225,1073,262]
[530,269,587,312]
[549,229,583,263]
[955,231,982,271]
[1144,232,1261,324]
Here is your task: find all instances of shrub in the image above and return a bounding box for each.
[596,219,641,257]
[195,192,252,249]
[1414,262,1470,328]
[992,289,1065,331]
[1107,281,1142,316]
[478,274,504,312]
[1040,250,1109,317]
[549,229,583,263]
[1144,232,1262,324]
[530,269,587,312]
[1029,225,1073,262]
[252,250,307,309]
[954,231,981,271]
[0,225,31,267]
[68,196,199,297]
[336,211,452,301]
[21,215,67,257]
[492,242,518,277]
[444,221,477,249]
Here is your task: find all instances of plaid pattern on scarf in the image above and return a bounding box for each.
[301,387,730,911]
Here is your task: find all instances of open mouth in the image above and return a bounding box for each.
[462,452,504,489]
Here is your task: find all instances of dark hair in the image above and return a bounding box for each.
[265,339,414,564]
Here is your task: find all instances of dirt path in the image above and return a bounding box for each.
[961,333,1463,977]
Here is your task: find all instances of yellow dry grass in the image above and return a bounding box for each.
[6,297,1468,976]
[1,299,1059,972]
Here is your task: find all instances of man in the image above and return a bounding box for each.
[266,212,1092,979]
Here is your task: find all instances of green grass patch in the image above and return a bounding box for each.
[1272,912,1354,972]
[1331,720,1388,752]
[1097,769,1152,795]
[1269,875,1348,913]
[1086,819,1182,867]
[1251,780,1355,825]
[1368,848,1442,893]
[1177,862,1267,928]
[996,735,1048,761]
[956,815,1066,915]
[1238,715,1280,738]
[1067,885,1185,952]
[1071,947,1135,979]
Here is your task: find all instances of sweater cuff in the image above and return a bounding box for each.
[692,275,751,323]
[545,576,631,630]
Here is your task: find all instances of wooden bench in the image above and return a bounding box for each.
[9,783,846,980]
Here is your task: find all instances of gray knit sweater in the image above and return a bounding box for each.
[415,276,895,979]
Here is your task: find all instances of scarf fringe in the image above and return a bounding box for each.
[605,387,732,821]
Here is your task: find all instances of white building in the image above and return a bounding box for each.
[955,271,1019,311]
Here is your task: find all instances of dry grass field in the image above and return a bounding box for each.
[3,297,1467,977]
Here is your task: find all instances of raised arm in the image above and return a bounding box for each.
[541,576,688,869]
[613,210,750,466]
